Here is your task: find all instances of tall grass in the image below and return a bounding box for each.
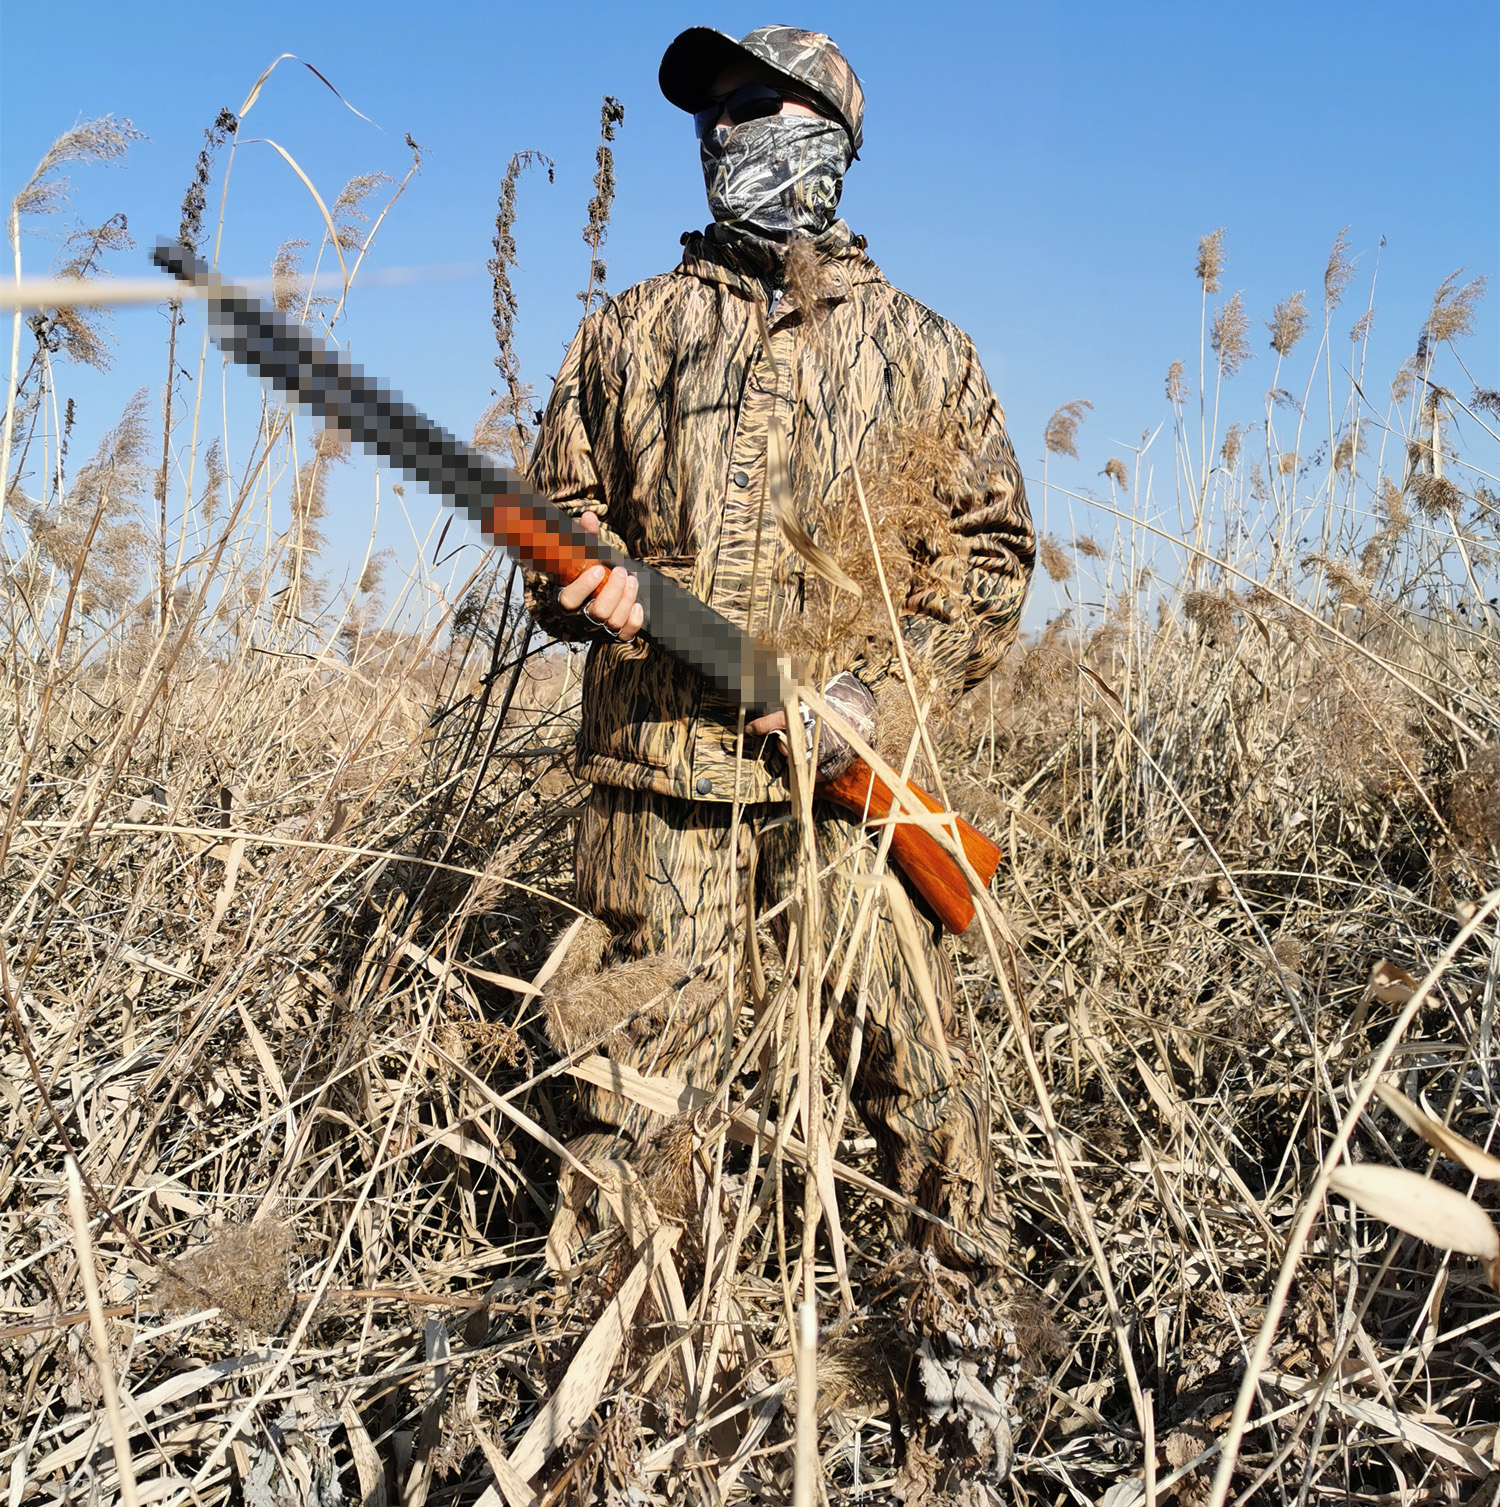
[1,64,1498,1507]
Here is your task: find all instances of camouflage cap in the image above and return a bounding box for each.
[659,25,864,156]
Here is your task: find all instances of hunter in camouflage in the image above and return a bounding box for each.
[526,25,1035,1269]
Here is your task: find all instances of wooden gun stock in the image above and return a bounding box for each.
[814,759,1002,935]
[483,498,1003,934]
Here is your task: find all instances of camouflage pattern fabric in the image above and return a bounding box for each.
[660,24,867,156]
[702,113,851,237]
[566,782,1013,1268]
[525,223,1034,805]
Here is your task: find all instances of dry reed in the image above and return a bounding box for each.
[2,86,1498,1507]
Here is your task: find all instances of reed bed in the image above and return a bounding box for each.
[2,76,1499,1507]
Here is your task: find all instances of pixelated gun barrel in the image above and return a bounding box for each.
[150,241,1001,933]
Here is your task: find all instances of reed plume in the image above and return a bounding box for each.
[1267,291,1309,356]
[1196,228,1225,293]
[1038,536,1073,582]
[43,215,134,372]
[1324,225,1355,312]
[25,387,150,619]
[1044,399,1093,458]
[8,115,143,225]
[331,171,394,251]
[1422,271,1487,350]
[1210,291,1252,377]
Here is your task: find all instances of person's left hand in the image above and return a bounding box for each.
[746,673,875,781]
[746,708,788,737]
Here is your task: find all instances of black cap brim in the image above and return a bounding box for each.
[659,26,795,114]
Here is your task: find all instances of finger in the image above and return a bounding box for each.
[590,565,630,623]
[604,571,639,631]
[619,602,645,642]
[557,564,606,612]
[746,710,789,737]
[579,510,602,535]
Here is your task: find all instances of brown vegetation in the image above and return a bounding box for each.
[1,85,1498,1507]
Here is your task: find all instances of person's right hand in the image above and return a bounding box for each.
[555,510,644,641]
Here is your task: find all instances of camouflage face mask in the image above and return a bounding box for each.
[701,113,851,237]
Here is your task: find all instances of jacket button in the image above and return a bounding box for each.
[732,470,750,488]
[695,776,713,795]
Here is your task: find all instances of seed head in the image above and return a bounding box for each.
[331,171,394,251]
[1391,355,1423,405]
[10,115,143,223]
[1165,360,1188,405]
[41,215,134,372]
[1376,476,1409,533]
[1038,536,1073,582]
[1324,226,1355,313]
[1421,270,1487,350]
[156,1219,295,1331]
[1451,746,1500,857]
[1250,460,1269,503]
[358,548,392,597]
[487,149,554,468]
[1211,292,1252,377]
[1182,589,1237,639]
[1302,551,1371,605]
[783,234,835,335]
[1044,399,1092,458]
[1409,472,1461,517]
[177,107,237,255]
[271,239,309,315]
[1102,457,1128,490]
[1196,228,1226,294]
[579,96,626,312]
[1015,620,1075,700]
[1332,426,1366,473]
[1221,423,1245,469]
[1268,291,1309,356]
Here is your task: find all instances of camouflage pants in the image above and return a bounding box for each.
[567,783,1010,1268]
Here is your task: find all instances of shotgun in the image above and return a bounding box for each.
[151,242,1002,932]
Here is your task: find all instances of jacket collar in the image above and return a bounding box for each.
[677,220,882,304]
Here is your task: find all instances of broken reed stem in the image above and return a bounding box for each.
[1203,887,1500,1507]
[794,1299,818,1507]
[65,1156,141,1507]
[1,202,25,541]
[156,301,180,627]
[1143,1393,1157,1507]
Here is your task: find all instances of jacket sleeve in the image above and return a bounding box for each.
[898,332,1035,704]
[521,307,633,643]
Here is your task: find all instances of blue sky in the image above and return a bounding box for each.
[2,0,1496,613]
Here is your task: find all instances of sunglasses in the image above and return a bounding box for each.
[692,82,826,140]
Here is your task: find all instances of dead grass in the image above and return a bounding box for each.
[2,97,1499,1507]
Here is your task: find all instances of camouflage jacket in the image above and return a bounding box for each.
[526,223,1034,804]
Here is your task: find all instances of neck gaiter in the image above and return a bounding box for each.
[701,114,851,238]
